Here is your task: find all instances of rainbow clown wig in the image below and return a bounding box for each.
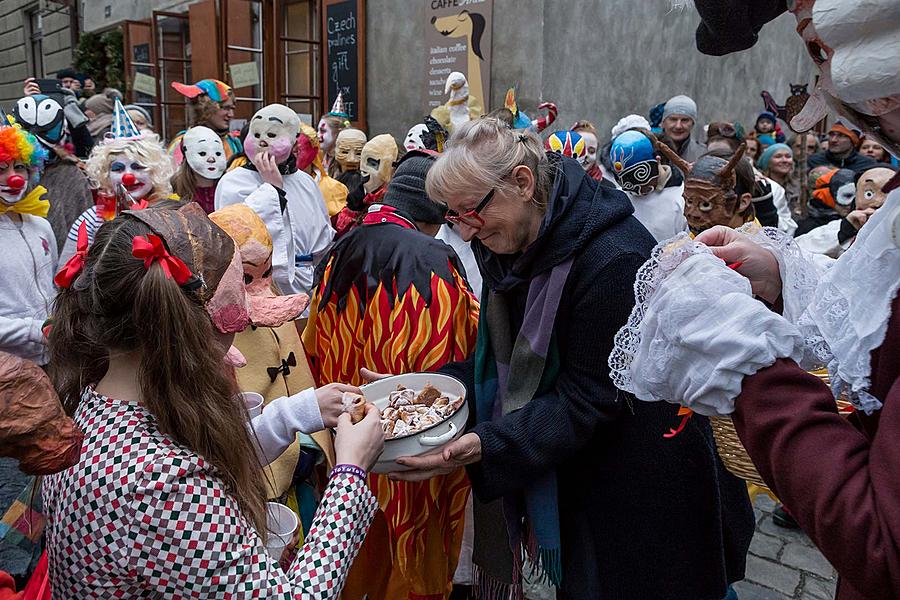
[0,122,49,183]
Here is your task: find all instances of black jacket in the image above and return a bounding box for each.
[447,158,754,599]
[808,150,877,174]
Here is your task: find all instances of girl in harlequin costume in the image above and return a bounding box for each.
[59,99,177,265]
[0,119,54,365]
[43,201,383,598]
[167,79,242,164]
[171,126,227,214]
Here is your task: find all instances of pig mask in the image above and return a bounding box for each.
[209,204,309,326]
[244,104,300,165]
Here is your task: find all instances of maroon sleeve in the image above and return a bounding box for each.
[733,359,900,598]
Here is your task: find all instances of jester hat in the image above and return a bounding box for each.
[171,79,232,104]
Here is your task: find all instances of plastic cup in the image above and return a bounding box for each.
[95,193,117,221]
[265,502,299,560]
[240,392,264,419]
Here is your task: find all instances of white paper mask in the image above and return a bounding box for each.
[245,104,300,164]
[360,134,399,194]
[183,126,226,180]
[109,153,153,200]
[835,181,856,207]
[404,124,429,151]
[579,131,599,170]
[790,0,900,156]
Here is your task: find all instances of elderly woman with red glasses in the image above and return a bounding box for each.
[378,118,755,600]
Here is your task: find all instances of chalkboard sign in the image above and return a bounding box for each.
[323,0,366,127]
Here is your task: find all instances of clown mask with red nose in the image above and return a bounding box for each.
[109,154,153,200]
[0,161,29,205]
[244,104,301,166]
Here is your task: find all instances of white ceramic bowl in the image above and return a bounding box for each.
[361,373,468,473]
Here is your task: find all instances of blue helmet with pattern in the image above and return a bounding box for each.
[13,94,65,147]
[609,130,660,195]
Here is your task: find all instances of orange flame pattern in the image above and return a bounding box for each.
[303,257,479,599]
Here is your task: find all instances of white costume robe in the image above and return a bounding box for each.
[626,184,690,243]
[215,166,334,296]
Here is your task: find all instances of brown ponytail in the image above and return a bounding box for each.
[49,214,268,535]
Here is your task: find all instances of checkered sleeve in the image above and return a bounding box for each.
[287,471,378,597]
[127,453,376,598]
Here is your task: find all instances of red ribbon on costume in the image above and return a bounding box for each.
[131,234,193,284]
[54,221,89,288]
[663,407,694,439]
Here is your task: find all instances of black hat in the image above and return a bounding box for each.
[382,151,447,225]
[55,67,79,81]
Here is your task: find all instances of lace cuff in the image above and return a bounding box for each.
[609,233,804,416]
[735,223,832,370]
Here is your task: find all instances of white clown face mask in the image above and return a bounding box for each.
[183,126,226,180]
[245,104,300,165]
[108,153,153,200]
[318,118,336,154]
[579,132,599,170]
[404,124,429,151]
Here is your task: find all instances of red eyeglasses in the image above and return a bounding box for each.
[446,188,495,228]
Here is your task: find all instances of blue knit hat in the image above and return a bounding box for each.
[757,143,791,170]
[756,111,777,126]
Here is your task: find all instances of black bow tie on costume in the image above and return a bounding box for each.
[267,352,297,382]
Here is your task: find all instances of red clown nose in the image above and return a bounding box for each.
[6,175,25,190]
[121,173,137,186]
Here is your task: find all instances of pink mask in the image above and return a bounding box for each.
[209,204,309,328]
[244,104,301,165]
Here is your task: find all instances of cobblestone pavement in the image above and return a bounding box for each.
[734,494,837,599]
[523,495,837,600]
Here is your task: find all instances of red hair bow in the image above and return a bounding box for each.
[132,234,193,285]
[54,221,89,288]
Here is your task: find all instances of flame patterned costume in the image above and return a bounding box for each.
[303,210,479,599]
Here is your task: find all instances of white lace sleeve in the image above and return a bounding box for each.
[609,233,804,416]
[733,223,834,371]
[795,191,900,414]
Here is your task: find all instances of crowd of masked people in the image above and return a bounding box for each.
[0,62,896,600]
